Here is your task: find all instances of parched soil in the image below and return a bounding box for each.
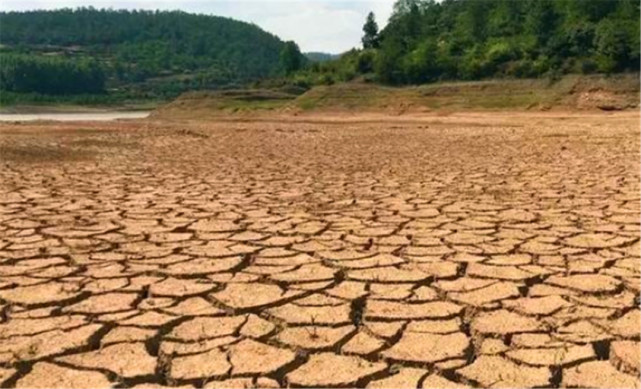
[0,111,639,388]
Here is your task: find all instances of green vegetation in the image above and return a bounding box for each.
[0,8,304,104]
[362,12,380,49]
[154,88,303,118]
[280,41,305,75]
[1,1,638,108]
[289,0,639,87]
[0,54,105,94]
[304,52,341,63]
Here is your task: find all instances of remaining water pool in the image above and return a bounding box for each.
[0,111,150,122]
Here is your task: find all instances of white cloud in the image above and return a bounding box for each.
[0,0,395,53]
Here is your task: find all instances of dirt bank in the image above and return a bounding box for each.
[154,74,640,120]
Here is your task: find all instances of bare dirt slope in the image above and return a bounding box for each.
[155,74,640,119]
[0,111,639,388]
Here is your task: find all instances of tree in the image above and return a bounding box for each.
[488,0,524,37]
[375,34,405,84]
[0,54,105,94]
[362,12,380,49]
[405,1,422,44]
[526,0,559,46]
[403,39,439,83]
[279,41,304,74]
[595,18,631,72]
[391,0,422,19]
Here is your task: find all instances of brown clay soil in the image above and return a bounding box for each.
[0,111,639,388]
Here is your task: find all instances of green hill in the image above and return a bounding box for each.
[373,0,640,84]
[0,8,293,103]
[289,0,639,88]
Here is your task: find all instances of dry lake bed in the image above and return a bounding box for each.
[0,111,639,388]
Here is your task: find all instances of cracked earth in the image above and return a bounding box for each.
[0,111,639,388]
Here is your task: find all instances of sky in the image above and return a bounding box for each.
[0,0,396,53]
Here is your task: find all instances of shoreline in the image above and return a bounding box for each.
[0,111,151,122]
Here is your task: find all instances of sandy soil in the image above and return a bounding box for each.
[0,111,639,388]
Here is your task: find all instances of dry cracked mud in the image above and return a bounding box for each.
[0,111,639,388]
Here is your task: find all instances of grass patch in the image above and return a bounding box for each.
[155,88,299,118]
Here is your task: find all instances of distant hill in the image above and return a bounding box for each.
[0,8,292,99]
[305,52,341,62]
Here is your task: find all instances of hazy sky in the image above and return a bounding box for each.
[0,0,396,53]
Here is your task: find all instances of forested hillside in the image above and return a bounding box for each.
[305,52,341,63]
[291,0,639,86]
[0,8,299,101]
[1,2,638,106]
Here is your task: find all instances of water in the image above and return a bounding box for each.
[0,111,150,122]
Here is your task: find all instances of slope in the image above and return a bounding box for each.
[0,9,288,101]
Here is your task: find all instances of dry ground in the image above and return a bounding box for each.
[0,111,639,388]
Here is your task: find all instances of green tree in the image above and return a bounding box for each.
[391,0,422,19]
[375,34,405,84]
[487,0,523,37]
[279,41,304,74]
[594,18,631,72]
[526,0,559,46]
[0,54,105,94]
[362,12,380,49]
[403,39,439,83]
[455,0,489,43]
